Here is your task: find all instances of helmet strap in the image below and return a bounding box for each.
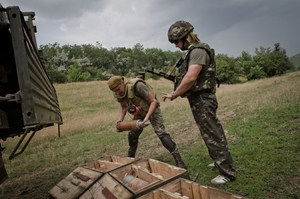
[181,38,188,50]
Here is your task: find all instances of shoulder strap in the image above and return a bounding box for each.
[185,43,215,64]
[129,78,154,98]
[185,43,220,87]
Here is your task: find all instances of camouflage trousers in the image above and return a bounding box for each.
[127,104,176,157]
[187,92,236,179]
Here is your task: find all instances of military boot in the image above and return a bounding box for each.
[171,148,187,169]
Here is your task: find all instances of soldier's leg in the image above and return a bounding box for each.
[150,105,187,169]
[127,128,143,158]
[188,93,236,179]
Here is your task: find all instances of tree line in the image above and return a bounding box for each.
[40,42,296,84]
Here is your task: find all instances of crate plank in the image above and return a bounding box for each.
[153,190,161,199]
[158,179,180,193]
[180,179,192,198]
[137,178,248,199]
[138,168,162,183]
[111,156,136,164]
[79,173,133,199]
[191,182,202,199]
[85,156,136,173]
[49,179,80,199]
[199,185,209,199]
[148,159,185,179]
[161,190,183,199]
[102,161,123,171]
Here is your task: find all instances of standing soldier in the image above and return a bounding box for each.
[162,20,236,184]
[107,76,187,169]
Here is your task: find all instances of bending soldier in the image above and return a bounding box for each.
[107,76,187,169]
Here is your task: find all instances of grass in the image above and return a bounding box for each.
[0,71,299,199]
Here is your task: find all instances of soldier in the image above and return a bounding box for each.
[162,20,236,184]
[107,76,187,169]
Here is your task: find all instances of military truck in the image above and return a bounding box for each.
[0,4,63,184]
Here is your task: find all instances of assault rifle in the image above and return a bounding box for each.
[145,57,184,82]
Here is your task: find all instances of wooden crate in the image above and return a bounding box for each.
[137,178,248,199]
[85,155,137,173]
[80,173,134,199]
[109,158,189,198]
[48,167,102,199]
[49,156,137,199]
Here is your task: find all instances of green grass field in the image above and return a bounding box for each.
[0,71,299,199]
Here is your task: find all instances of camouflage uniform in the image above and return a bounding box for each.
[127,101,171,158]
[187,92,236,179]
[179,43,236,180]
[167,20,236,180]
[179,45,236,180]
[113,77,186,169]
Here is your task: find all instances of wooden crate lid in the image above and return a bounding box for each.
[48,167,102,199]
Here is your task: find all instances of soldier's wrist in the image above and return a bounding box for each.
[171,91,177,100]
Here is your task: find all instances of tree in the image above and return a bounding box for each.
[39,41,296,84]
[130,43,147,75]
[253,43,294,77]
[110,47,132,76]
[39,43,67,83]
[67,63,91,82]
[289,54,300,71]
[248,65,266,80]
[145,48,166,69]
[61,44,83,60]
[81,43,114,70]
[236,51,266,80]
[215,54,241,84]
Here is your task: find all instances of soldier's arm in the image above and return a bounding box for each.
[165,64,202,100]
[143,92,157,123]
[116,101,127,124]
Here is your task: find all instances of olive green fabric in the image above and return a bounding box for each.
[175,42,217,97]
[107,76,122,90]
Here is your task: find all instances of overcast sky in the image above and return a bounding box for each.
[2,0,300,57]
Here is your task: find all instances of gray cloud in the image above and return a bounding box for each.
[1,0,299,57]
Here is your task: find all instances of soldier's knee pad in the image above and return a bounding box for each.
[159,134,176,152]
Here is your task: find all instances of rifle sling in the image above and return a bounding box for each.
[166,63,177,76]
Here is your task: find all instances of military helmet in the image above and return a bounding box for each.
[168,20,194,43]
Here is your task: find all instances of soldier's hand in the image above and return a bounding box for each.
[115,120,121,125]
[162,92,173,101]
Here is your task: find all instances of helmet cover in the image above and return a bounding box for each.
[168,20,194,43]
